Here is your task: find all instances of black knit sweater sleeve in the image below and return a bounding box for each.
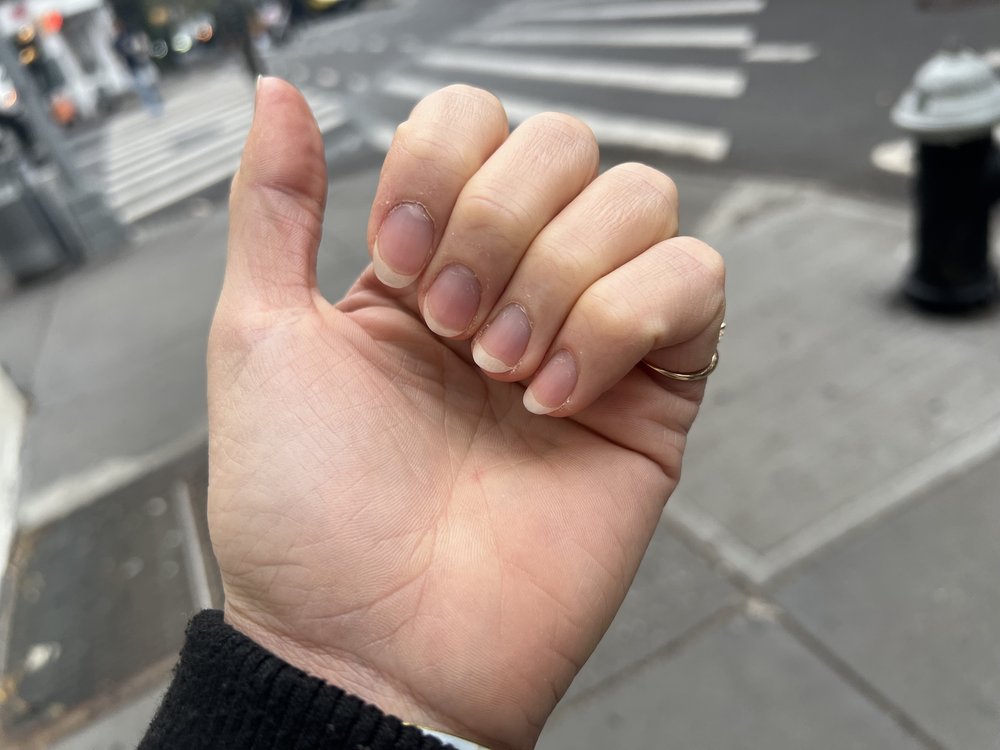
[139,610,447,750]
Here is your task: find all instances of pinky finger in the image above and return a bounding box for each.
[523,237,725,417]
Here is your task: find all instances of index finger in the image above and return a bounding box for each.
[367,85,509,289]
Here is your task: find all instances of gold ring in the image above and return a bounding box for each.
[642,321,725,382]
[642,351,719,382]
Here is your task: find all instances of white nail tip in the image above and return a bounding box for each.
[472,343,511,374]
[523,389,556,416]
[372,242,417,289]
[421,306,464,339]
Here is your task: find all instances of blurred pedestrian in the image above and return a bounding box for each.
[0,108,39,161]
[215,0,268,80]
[112,19,163,118]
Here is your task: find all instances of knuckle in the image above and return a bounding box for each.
[460,189,533,235]
[426,84,505,117]
[523,112,598,158]
[607,162,678,212]
[411,84,508,139]
[391,120,475,177]
[673,237,726,287]
[577,284,647,347]
[599,163,678,238]
[666,237,726,318]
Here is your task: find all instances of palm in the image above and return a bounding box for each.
[209,271,688,743]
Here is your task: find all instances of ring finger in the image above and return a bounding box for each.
[471,162,679,379]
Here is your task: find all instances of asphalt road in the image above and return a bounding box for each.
[268,0,1000,199]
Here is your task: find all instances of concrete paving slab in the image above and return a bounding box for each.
[562,517,740,704]
[667,180,1000,577]
[540,611,927,750]
[776,450,1000,750]
[29,213,227,410]
[20,334,209,498]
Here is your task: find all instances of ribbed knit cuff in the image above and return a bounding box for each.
[139,610,446,750]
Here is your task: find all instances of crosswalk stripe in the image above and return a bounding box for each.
[493,0,766,23]
[112,104,349,223]
[380,73,730,161]
[79,75,345,222]
[420,47,746,98]
[72,83,249,161]
[115,152,243,223]
[453,24,755,49]
[71,85,252,164]
[100,92,342,174]
[744,42,817,63]
[870,139,912,177]
[100,95,254,167]
[105,117,253,197]
[103,79,251,136]
[104,100,343,189]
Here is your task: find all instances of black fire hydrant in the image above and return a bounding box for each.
[893,48,1000,312]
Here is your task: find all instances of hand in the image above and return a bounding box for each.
[208,78,725,749]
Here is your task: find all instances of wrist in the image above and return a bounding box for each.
[222,604,498,748]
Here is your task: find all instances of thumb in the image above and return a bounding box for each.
[224,77,328,312]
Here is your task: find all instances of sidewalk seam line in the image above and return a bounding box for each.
[777,610,948,750]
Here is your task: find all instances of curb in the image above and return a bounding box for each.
[0,370,26,598]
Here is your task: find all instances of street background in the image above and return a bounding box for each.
[1,0,1000,747]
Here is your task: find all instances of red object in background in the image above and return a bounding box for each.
[50,94,76,125]
[39,9,63,34]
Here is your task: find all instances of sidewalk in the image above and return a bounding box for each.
[0,164,998,748]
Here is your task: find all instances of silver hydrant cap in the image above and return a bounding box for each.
[892,49,1000,141]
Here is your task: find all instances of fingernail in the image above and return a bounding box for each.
[423,264,481,337]
[523,350,578,415]
[373,203,434,288]
[473,304,531,373]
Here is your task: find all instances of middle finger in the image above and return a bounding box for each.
[418,112,599,338]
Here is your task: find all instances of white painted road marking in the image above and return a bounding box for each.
[72,67,348,223]
[455,24,756,50]
[381,73,731,161]
[499,0,767,23]
[871,139,914,177]
[420,47,747,98]
[744,42,818,63]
